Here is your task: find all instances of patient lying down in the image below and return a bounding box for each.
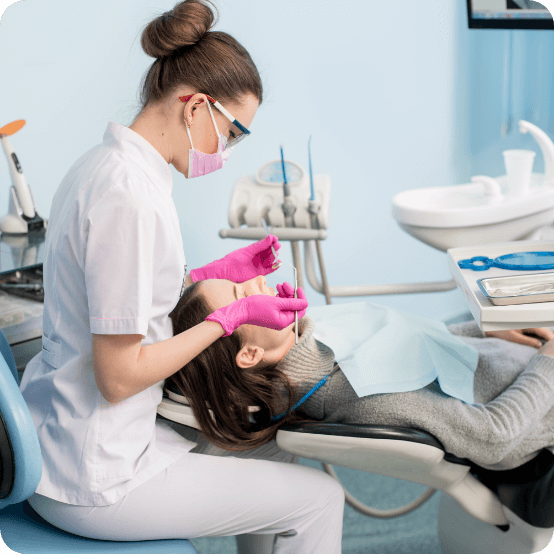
[167,276,554,472]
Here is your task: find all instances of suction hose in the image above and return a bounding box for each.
[322,463,437,518]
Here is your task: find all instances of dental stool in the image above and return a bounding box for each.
[159,387,554,554]
[0,328,197,554]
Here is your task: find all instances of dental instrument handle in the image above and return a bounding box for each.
[262,219,279,258]
[280,145,291,198]
[261,218,282,270]
[308,135,315,201]
[0,133,36,219]
[294,286,298,345]
[293,266,298,345]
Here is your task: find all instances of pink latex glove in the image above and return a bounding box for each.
[206,292,308,337]
[276,281,299,299]
[189,235,281,284]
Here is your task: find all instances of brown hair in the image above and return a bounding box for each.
[139,0,263,109]
[167,282,308,450]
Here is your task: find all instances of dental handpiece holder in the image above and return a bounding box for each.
[224,159,331,294]
[227,160,331,231]
[0,122,47,235]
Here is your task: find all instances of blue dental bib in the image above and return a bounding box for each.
[307,301,479,404]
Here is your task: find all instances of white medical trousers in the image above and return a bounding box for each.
[28,422,344,554]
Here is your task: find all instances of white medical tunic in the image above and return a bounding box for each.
[20,122,196,507]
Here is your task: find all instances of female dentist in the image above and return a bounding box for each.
[19,1,344,552]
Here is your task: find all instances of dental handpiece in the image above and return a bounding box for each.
[261,219,298,345]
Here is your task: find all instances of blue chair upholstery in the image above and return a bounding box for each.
[0,327,197,553]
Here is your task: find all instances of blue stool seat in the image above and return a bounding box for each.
[0,501,197,553]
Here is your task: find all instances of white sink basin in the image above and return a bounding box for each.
[391,120,554,252]
[392,174,554,252]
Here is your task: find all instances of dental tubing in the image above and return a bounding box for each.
[307,137,332,306]
[279,145,305,291]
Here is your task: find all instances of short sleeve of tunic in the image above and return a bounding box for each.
[84,181,163,338]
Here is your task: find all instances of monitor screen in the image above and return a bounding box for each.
[468,0,553,29]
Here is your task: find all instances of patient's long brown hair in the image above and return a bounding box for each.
[167,281,305,450]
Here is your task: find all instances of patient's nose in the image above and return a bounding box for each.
[252,275,266,294]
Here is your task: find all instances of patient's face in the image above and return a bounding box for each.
[199,277,296,368]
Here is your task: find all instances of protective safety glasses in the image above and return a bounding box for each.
[179,94,251,150]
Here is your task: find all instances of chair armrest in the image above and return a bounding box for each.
[276,421,510,526]
[277,422,471,489]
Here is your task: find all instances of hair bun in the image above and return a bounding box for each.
[141,0,218,59]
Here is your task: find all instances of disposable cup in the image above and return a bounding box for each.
[503,149,536,196]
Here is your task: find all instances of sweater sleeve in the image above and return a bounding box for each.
[321,353,554,468]
[447,320,487,339]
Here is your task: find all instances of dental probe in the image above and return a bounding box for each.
[262,218,298,345]
[292,266,298,346]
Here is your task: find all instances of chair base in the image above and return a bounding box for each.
[438,492,553,554]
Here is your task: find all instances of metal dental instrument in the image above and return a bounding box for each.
[291,265,298,346]
[307,135,332,305]
[308,135,315,202]
[261,218,298,345]
[261,218,282,271]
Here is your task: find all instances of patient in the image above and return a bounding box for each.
[167,276,554,472]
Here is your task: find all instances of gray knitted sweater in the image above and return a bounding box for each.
[277,316,554,470]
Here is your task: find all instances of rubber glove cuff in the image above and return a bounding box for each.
[205,310,234,337]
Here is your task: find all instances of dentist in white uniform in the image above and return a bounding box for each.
[20,1,344,553]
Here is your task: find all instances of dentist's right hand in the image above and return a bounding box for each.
[205,293,308,337]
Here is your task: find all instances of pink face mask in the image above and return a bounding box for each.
[185,102,234,179]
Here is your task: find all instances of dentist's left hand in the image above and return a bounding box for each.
[189,235,281,283]
[276,281,300,299]
[205,293,308,337]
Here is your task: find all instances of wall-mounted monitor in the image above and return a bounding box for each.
[467,0,553,29]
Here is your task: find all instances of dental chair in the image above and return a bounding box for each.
[158,384,554,554]
[0,327,197,554]
[156,227,554,554]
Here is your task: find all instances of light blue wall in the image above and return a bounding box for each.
[455,17,554,180]
[0,0,552,321]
